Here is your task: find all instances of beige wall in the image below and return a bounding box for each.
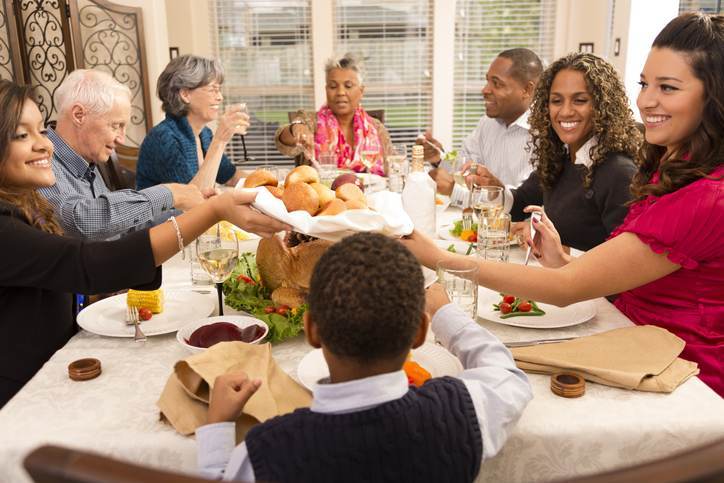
[165,0,214,59]
[554,0,613,58]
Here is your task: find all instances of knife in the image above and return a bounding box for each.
[503,336,575,348]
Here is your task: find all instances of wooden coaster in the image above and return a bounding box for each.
[68,358,102,381]
[550,372,585,398]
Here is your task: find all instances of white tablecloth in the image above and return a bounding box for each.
[0,210,722,483]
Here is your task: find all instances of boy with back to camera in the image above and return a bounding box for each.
[197,232,532,482]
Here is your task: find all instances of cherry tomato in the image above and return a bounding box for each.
[518,302,532,312]
[236,274,255,285]
[502,295,516,304]
[263,306,276,314]
[470,233,478,243]
[276,305,289,316]
[138,307,153,321]
[500,302,512,314]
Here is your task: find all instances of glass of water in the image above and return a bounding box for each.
[436,259,479,319]
[477,213,511,262]
[318,153,337,187]
[386,144,408,193]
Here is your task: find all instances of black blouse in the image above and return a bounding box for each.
[0,202,160,406]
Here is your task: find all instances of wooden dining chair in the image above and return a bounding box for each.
[23,444,253,483]
[98,145,139,191]
[553,437,724,483]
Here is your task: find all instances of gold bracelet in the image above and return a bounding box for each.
[168,216,185,260]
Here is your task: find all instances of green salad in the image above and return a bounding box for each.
[450,219,479,238]
[222,252,305,343]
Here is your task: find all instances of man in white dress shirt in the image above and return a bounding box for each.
[422,48,543,207]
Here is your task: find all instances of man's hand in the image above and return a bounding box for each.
[425,282,451,318]
[429,168,454,196]
[462,163,504,189]
[165,183,205,211]
[415,131,442,164]
[207,371,261,424]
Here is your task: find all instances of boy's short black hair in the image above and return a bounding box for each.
[308,232,425,362]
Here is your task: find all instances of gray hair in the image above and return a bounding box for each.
[324,52,365,86]
[55,69,131,116]
[157,55,224,117]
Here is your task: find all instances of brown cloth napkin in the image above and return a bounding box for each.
[511,325,699,392]
[157,341,311,441]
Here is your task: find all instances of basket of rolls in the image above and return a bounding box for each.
[239,166,413,241]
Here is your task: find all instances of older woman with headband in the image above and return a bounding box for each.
[136,55,249,190]
[275,53,392,176]
[403,12,724,396]
[0,80,288,406]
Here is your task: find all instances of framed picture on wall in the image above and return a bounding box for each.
[169,47,179,60]
[578,42,594,53]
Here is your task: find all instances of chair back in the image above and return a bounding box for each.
[99,145,138,191]
[23,444,224,483]
[554,437,724,483]
[285,109,385,166]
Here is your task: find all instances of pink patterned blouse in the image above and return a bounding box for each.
[611,165,724,396]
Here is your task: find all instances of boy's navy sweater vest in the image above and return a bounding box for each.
[246,376,482,483]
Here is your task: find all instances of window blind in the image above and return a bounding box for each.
[333,0,433,148]
[679,0,722,13]
[211,0,314,167]
[451,0,557,150]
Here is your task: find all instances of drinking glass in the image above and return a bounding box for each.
[318,153,337,187]
[386,144,408,193]
[437,259,479,319]
[196,225,239,316]
[231,103,250,162]
[477,213,511,262]
[469,185,504,223]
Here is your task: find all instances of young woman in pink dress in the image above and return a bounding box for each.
[402,12,723,396]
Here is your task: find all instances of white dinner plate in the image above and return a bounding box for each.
[477,286,596,329]
[438,222,519,247]
[296,342,463,391]
[434,238,475,255]
[77,291,215,337]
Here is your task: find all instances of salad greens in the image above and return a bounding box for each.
[442,149,458,162]
[222,252,305,342]
[450,219,479,238]
[446,243,475,255]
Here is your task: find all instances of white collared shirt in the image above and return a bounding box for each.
[449,111,533,208]
[502,136,598,213]
[196,304,533,481]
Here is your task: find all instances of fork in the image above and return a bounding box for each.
[126,306,147,342]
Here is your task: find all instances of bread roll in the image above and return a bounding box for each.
[309,182,335,208]
[344,198,367,210]
[335,183,365,203]
[285,165,320,187]
[244,169,278,188]
[317,198,347,216]
[282,182,320,215]
[265,185,284,199]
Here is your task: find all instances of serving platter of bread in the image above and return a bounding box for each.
[238,166,413,241]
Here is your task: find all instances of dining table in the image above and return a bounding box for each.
[0,201,722,483]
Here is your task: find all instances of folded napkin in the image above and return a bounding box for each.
[238,186,414,242]
[511,325,699,392]
[157,342,311,441]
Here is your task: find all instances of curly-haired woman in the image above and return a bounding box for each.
[473,53,642,251]
[403,12,724,396]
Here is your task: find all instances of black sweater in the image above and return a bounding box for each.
[511,152,637,251]
[0,202,160,406]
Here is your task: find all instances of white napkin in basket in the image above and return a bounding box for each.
[237,186,414,242]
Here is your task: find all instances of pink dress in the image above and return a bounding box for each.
[611,166,724,397]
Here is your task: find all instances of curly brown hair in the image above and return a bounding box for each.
[0,80,62,235]
[528,53,642,191]
[631,12,724,200]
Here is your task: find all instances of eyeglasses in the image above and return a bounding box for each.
[197,83,223,96]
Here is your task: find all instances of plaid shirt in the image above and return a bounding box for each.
[39,129,174,240]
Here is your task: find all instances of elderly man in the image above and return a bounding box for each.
[40,69,205,240]
[421,48,542,207]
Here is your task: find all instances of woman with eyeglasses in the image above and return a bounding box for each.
[136,55,249,190]
[275,53,392,176]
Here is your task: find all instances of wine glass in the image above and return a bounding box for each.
[196,225,239,316]
[469,185,504,224]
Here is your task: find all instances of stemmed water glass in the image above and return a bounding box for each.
[196,225,239,316]
[469,185,504,224]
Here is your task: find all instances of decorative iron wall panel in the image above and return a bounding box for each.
[15,0,74,121]
[72,0,150,147]
[0,0,17,81]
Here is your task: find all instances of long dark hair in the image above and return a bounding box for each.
[631,12,724,200]
[0,80,62,234]
[528,53,641,191]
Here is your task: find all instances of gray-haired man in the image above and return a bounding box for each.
[40,69,205,240]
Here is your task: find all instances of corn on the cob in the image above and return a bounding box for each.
[126,289,164,313]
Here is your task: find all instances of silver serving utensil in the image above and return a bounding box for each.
[503,336,575,348]
[524,212,542,266]
[126,306,147,343]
